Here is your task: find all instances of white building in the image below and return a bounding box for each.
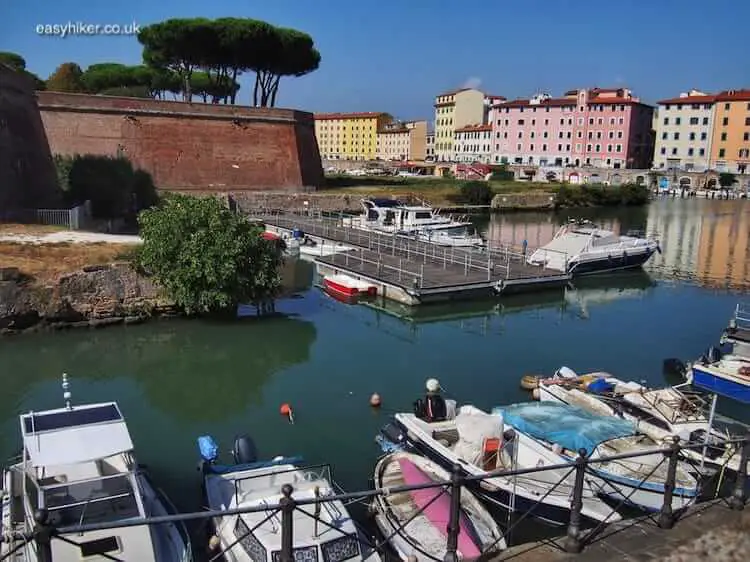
[653,89,716,172]
[426,131,435,161]
[433,89,501,162]
[453,124,493,163]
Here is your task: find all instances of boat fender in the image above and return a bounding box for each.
[520,375,540,390]
[555,366,578,380]
[232,435,258,465]
[197,435,219,463]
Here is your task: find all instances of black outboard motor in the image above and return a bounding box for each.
[706,346,722,364]
[232,435,258,465]
[663,358,687,378]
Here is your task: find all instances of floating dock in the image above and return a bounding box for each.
[255,211,569,305]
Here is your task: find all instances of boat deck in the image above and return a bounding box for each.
[255,213,569,302]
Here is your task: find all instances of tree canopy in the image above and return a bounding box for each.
[137,194,283,315]
[46,62,86,92]
[0,51,46,90]
[138,17,320,107]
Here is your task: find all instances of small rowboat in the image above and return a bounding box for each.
[372,452,505,561]
[324,274,377,297]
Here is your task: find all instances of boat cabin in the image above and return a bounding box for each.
[19,403,157,562]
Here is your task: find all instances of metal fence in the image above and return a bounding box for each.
[2,434,748,562]
[2,201,91,230]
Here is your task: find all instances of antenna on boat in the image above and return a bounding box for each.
[62,373,72,410]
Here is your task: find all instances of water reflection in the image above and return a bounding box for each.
[475,198,750,290]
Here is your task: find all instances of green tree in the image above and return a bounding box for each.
[46,62,85,92]
[137,194,282,315]
[0,51,26,70]
[138,18,215,101]
[719,172,737,188]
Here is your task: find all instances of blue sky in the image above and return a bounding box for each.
[3,0,749,120]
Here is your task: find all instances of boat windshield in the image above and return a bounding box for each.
[233,464,334,503]
[43,473,141,527]
[432,225,475,237]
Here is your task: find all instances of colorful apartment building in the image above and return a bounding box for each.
[433,89,503,162]
[453,124,493,163]
[314,112,392,160]
[653,90,716,171]
[710,90,750,174]
[376,120,428,161]
[490,88,654,169]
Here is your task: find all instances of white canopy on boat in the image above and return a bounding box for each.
[20,402,133,467]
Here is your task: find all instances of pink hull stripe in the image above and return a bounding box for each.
[397,458,482,558]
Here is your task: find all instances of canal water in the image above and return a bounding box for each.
[0,197,748,521]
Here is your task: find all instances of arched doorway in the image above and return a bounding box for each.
[707,178,717,189]
[590,173,601,184]
[568,172,580,184]
[679,177,691,188]
[635,175,645,185]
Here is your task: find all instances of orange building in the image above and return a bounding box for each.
[696,206,750,288]
[710,89,750,174]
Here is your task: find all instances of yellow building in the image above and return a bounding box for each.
[433,89,504,162]
[710,89,750,174]
[314,112,392,161]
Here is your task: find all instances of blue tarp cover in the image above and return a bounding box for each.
[493,402,637,456]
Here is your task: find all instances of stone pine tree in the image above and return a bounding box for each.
[0,51,46,89]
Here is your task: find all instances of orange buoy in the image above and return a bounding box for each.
[279,403,294,423]
[369,393,382,408]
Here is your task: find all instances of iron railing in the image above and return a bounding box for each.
[2,435,747,562]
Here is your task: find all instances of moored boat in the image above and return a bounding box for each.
[526,219,660,275]
[382,405,620,526]
[198,434,380,562]
[0,374,192,562]
[494,402,699,512]
[371,451,506,561]
[324,274,378,297]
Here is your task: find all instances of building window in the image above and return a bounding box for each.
[689,132,696,140]
[689,117,699,125]
[530,132,536,139]
[560,118,565,125]
[672,148,678,155]
[703,117,709,125]
[530,144,535,151]
[566,144,571,151]
[543,131,549,138]
[576,143,582,151]
[719,148,726,158]
[744,132,749,141]
[688,148,694,156]
[745,117,750,126]
[661,132,667,140]
[608,131,614,139]
[663,117,669,125]
[616,144,622,152]
[675,117,681,125]
[701,132,707,140]
[725,103,730,110]
[607,144,612,152]
[557,144,563,151]
[660,147,666,155]
[595,144,601,152]
[588,118,594,125]
[517,143,522,150]
[587,144,592,151]
[699,148,705,156]
[721,132,727,141]
[722,117,729,126]
[674,132,680,140]
[542,144,547,151]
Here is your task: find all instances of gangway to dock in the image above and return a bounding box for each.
[252,210,570,305]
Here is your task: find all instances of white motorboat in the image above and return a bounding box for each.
[537,367,747,473]
[380,406,620,526]
[0,374,191,562]
[341,198,485,248]
[198,435,380,562]
[494,402,699,512]
[720,303,750,358]
[526,219,659,275]
[372,451,505,562]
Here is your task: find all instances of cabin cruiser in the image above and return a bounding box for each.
[686,352,750,404]
[526,219,659,275]
[341,198,485,248]
[0,374,191,562]
[494,402,699,512]
[198,434,380,562]
[537,367,748,473]
[371,451,505,561]
[379,405,620,527]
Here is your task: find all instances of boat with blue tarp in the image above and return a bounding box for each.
[493,402,699,512]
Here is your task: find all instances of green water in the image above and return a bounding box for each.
[1,197,748,518]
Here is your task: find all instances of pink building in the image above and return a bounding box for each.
[490,88,654,169]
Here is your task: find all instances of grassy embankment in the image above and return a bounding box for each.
[0,224,134,282]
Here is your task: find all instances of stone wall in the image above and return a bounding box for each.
[0,264,175,333]
[38,92,324,191]
[0,65,61,215]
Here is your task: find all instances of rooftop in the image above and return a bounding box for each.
[658,88,750,105]
[455,123,493,133]
[314,111,390,120]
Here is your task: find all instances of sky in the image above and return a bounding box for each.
[3,0,750,121]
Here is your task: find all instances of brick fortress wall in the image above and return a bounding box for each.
[38,92,323,191]
[0,66,61,213]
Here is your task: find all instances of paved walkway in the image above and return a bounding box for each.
[0,231,143,245]
[492,500,747,561]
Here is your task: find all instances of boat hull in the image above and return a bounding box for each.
[324,277,377,297]
[689,365,750,403]
[388,421,579,527]
[568,247,656,276]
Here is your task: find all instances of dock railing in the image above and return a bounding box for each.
[258,209,569,284]
[3,433,748,562]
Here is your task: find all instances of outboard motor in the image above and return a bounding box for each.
[555,366,578,380]
[232,435,258,465]
[706,346,722,364]
[663,358,687,378]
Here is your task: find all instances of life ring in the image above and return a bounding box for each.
[520,375,541,391]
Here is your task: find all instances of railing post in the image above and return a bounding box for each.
[420,264,424,288]
[444,464,462,562]
[34,509,53,562]
[279,484,295,562]
[659,436,681,529]
[729,433,750,510]
[564,448,588,554]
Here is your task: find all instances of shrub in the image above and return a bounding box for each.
[458,181,493,206]
[137,194,282,314]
